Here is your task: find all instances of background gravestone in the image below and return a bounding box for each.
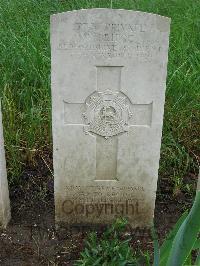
[0,101,11,228]
[51,9,170,227]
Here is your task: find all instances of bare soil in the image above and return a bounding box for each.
[0,152,198,265]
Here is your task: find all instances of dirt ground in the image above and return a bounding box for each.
[0,152,198,265]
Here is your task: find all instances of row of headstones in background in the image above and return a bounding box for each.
[0,9,172,229]
[0,101,11,228]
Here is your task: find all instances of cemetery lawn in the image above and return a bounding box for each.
[0,0,199,264]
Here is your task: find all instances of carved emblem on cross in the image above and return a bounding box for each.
[83,90,133,139]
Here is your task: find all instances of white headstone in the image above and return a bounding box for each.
[0,101,11,228]
[51,9,170,227]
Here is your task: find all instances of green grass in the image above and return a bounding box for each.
[0,0,199,186]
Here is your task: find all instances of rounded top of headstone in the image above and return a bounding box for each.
[50,9,171,42]
[51,8,170,21]
[50,8,171,33]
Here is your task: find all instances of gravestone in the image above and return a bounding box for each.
[51,9,170,227]
[0,101,11,228]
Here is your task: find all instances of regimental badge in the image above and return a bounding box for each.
[83,90,133,139]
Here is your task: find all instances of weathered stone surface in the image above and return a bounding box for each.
[51,9,170,227]
[0,101,11,228]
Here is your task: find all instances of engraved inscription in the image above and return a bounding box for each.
[64,185,145,202]
[57,22,163,60]
[61,185,145,217]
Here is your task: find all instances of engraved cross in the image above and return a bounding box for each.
[64,66,153,181]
